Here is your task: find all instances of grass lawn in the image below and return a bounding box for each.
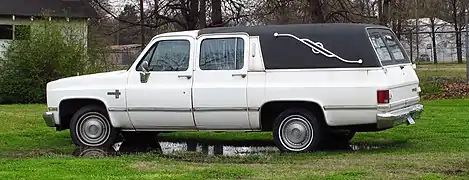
[1,99,469,179]
[417,63,467,78]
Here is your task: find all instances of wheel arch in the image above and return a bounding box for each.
[58,97,111,130]
[258,100,327,131]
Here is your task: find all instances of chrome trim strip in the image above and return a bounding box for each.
[108,107,127,112]
[388,96,421,111]
[265,67,383,72]
[193,107,259,112]
[128,107,191,112]
[323,105,378,110]
[108,107,260,112]
[131,126,198,130]
[388,81,419,89]
[248,107,260,111]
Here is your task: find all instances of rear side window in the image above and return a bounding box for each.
[382,33,405,61]
[369,33,392,63]
[368,30,410,66]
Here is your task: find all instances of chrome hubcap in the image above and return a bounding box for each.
[279,115,313,151]
[77,112,110,146]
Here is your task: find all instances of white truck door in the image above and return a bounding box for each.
[192,34,251,130]
[125,36,196,129]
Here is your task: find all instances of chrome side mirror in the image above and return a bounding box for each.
[141,61,149,72]
[140,61,150,83]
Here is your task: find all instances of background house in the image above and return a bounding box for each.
[106,44,142,67]
[0,0,98,56]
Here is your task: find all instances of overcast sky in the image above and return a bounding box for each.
[108,0,151,13]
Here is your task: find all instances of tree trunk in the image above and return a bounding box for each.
[187,0,199,30]
[396,18,402,40]
[139,0,144,50]
[153,0,159,35]
[379,0,390,26]
[430,17,438,64]
[309,0,326,23]
[378,0,382,23]
[452,0,463,63]
[199,0,206,28]
[211,0,222,26]
[456,32,462,63]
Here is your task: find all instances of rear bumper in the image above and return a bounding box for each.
[376,104,424,129]
[43,111,57,127]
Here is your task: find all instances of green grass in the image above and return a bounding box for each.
[1,99,469,179]
[417,63,467,78]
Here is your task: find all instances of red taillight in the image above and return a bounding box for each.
[377,90,389,104]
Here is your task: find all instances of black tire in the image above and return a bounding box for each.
[70,105,118,148]
[273,108,325,152]
[120,132,161,152]
[333,130,355,142]
[323,130,355,149]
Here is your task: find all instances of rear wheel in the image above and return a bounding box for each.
[70,105,118,148]
[273,108,325,152]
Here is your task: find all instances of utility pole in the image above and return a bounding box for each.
[415,0,419,63]
[140,0,145,51]
[465,7,469,82]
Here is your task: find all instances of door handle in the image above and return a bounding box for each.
[232,73,247,78]
[178,75,192,79]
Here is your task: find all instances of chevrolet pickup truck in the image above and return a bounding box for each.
[43,23,423,152]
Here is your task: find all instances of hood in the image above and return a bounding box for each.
[47,70,128,91]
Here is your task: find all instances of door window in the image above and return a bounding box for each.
[136,40,190,71]
[199,37,244,70]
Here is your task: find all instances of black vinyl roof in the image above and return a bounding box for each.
[198,23,387,36]
[200,23,392,69]
[0,0,98,18]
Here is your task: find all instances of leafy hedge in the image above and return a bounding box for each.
[0,18,109,104]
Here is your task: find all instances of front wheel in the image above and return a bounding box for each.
[273,108,325,152]
[70,105,118,148]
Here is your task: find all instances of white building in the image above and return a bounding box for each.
[0,0,98,58]
[400,18,468,63]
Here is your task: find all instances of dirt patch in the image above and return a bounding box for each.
[0,148,70,158]
[441,169,466,176]
[130,161,159,171]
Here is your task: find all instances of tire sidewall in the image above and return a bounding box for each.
[273,108,324,152]
[70,105,117,148]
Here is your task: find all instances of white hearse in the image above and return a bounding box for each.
[43,23,423,152]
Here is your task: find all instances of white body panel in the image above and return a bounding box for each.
[125,35,196,129]
[192,34,250,130]
[46,70,134,129]
[44,27,421,133]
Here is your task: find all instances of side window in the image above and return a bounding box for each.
[382,33,407,62]
[199,37,244,70]
[14,25,31,40]
[0,25,13,40]
[137,40,190,71]
[369,33,392,63]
